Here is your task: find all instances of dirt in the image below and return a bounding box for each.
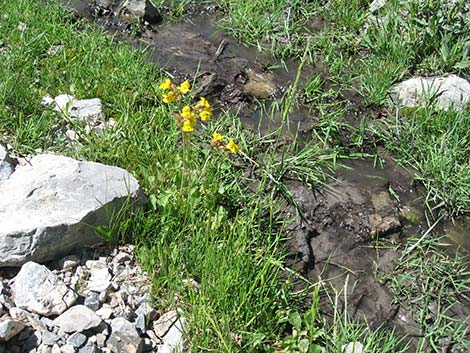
[61,1,470,350]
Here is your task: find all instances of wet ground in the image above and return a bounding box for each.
[62,1,470,350]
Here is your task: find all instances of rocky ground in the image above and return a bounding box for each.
[0,245,186,353]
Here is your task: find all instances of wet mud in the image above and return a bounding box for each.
[62,0,469,349]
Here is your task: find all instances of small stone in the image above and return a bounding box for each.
[135,314,146,334]
[42,331,60,346]
[84,293,101,311]
[96,333,106,347]
[67,332,87,348]
[152,311,178,338]
[37,344,52,353]
[0,319,26,342]
[60,345,75,353]
[87,262,111,293]
[65,129,79,141]
[107,317,143,353]
[12,262,78,316]
[342,341,364,353]
[51,345,61,353]
[113,252,132,265]
[79,343,99,353]
[0,144,15,181]
[53,305,102,333]
[96,305,113,320]
[58,255,81,269]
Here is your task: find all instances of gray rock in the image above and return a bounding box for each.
[42,331,60,346]
[135,313,146,334]
[51,94,104,125]
[390,75,470,111]
[53,305,102,333]
[0,154,145,266]
[84,293,101,311]
[152,311,178,338]
[12,262,78,316]
[67,332,87,348]
[120,0,162,24]
[342,341,364,353]
[0,144,15,181]
[159,317,186,353]
[0,319,26,342]
[107,317,143,353]
[79,343,99,353]
[95,333,107,347]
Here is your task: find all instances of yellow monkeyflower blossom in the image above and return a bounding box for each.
[196,97,211,109]
[212,132,224,141]
[182,119,195,132]
[180,106,195,120]
[159,78,172,90]
[226,140,240,154]
[162,91,176,103]
[178,80,191,94]
[200,109,212,121]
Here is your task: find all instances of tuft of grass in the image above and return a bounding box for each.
[379,235,470,352]
[372,105,470,214]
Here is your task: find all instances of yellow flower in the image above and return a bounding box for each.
[200,109,212,121]
[159,78,172,90]
[225,140,240,154]
[196,97,211,109]
[180,106,195,119]
[162,91,176,103]
[182,119,195,132]
[212,132,224,141]
[178,80,191,94]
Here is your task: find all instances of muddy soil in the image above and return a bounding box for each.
[62,1,469,350]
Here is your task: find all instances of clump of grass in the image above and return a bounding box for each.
[216,0,316,57]
[379,235,470,352]
[372,105,470,214]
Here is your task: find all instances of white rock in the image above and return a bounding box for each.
[342,341,364,353]
[369,0,386,12]
[87,262,111,292]
[0,154,145,266]
[0,144,15,181]
[53,305,102,333]
[120,0,162,24]
[153,310,178,338]
[96,305,114,320]
[58,255,81,269]
[0,319,26,341]
[12,262,78,316]
[390,75,470,111]
[159,317,186,353]
[69,98,104,125]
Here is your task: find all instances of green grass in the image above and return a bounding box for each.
[2,0,470,352]
[379,236,470,352]
[0,1,333,352]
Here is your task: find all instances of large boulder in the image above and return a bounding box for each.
[390,75,470,111]
[0,144,15,181]
[0,154,145,266]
